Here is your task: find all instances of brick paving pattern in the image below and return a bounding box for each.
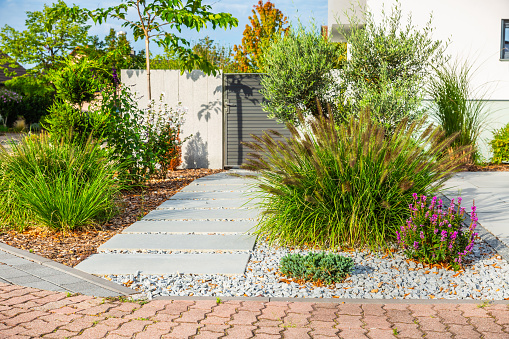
[1,283,509,338]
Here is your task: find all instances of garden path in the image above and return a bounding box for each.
[0,243,135,297]
[75,170,260,276]
[443,172,509,260]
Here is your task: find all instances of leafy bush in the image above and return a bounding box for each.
[260,24,346,124]
[17,94,53,126]
[41,100,109,144]
[280,252,354,284]
[242,111,470,249]
[101,86,187,182]
[5,74,55,98]
[0,88,22,127]
[0,134,125,231]
[4,74,54,125]
[427,60,489,164]
[50,56,106,110]
[397,194,478,270]
[338,2,446,132]
[490,123,509,164]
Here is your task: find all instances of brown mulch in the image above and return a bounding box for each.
[0,169,224,268]
[462,163,509,171]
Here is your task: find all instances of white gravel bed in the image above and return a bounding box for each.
[104,238,509,300]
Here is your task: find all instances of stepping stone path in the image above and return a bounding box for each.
[76,170,260,276]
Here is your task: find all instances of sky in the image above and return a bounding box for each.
[0,0,328,68]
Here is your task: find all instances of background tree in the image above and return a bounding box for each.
[88,0,238,102]
[73,29,145,82]
[232,0,289,73]
[0,0,91,75]
[152,36,234,72]
[261,24,346,124]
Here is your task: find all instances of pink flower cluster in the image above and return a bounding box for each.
[397,193,479,270]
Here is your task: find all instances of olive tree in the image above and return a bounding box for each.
[260,24,346,125]
[339,2,447,131]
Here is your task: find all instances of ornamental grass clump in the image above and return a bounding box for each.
[0,133,125,232]
[397,194,478,270]
[280,252,354,285]
[242,110,471,249]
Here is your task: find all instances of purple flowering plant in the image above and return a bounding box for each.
[397,193,478,270]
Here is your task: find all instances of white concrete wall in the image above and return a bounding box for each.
[121,69,223,169]
[328,0,509,160]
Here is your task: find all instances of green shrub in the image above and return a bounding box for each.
[0,88,22,127]
[490,123,509,164]
[260,24,346,124]
[50,56,106,110]
[427,60,490,164]
[4,74,55,98]
[101,86,188,183]
[41,100,109,144]
[4,74,54,125]
[242,111,470,249]
[0,133,125,231]
[398,194,478,271]
[280,252,354,284]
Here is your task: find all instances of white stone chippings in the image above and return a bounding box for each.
[104,239,509,300]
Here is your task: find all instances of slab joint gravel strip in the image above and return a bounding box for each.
[0,242,136,296]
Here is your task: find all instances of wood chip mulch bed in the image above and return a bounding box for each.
[462,163,509,171]
[0,169,224,268]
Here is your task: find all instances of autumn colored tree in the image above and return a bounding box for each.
[233,0,289,73]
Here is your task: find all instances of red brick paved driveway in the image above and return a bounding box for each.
[1,283,509,338]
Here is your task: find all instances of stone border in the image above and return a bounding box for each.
[154,295,509,304]
[0,242,136,296]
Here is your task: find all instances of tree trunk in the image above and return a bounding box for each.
[145,37,151,104]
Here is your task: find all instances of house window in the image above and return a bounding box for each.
[502,20,509,60]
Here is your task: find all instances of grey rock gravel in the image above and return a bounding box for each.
[103,238,509,300]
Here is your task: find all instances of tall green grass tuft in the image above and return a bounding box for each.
[0,134,125,232]
[427,60,490,163]
[242,111,470,250]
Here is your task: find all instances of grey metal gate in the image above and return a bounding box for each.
[224,73,291,167]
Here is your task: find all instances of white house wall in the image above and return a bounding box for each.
[328,0,509,160]
[121,69,223,169]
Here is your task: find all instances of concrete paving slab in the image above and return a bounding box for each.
[6,275,45,285]
[169,191,255,200]
[142,208,259,221]
[98,234,257,252]
[479,221,509,248]
[181,184,253,192]
[0,257,32,266]
[21,281,69,292]
[76,289,121,298]
[41,273,90,285]
[0,267,31,279]
[157,199,253,209]
[18,266,67,278]
[123,220,256,234]
[0,253,17,260]
[75,253,251,275]
[60,280,113,294]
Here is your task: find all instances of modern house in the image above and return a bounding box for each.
[0,53,26,84]
[328,0,509,158]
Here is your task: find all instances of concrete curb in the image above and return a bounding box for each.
[0,242,136,296]
[154,295,509,304]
